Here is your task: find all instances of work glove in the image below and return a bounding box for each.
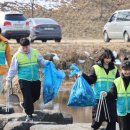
[53,54,60,61]
[6,81,11,88]
[100,91,107,97]
[77,71,82,77]
[53,55,61,69]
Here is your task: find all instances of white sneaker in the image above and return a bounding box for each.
[25,115,33,122]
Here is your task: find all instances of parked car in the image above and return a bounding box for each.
[27,18,62,43]
[103,9,130,43]
[0,11,30,43]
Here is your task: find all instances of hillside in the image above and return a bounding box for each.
[0,0,130,39]
[41,0,130,39]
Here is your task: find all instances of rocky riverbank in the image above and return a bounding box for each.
[0,107,93,130]
[0,107,74,130]
[0,106,120,130]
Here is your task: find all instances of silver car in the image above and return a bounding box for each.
[0,11,30,43]
[28,18,62,43]
[103,9,130,42]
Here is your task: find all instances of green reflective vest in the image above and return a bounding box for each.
[114,77,130,116]
[16,48,39,81]
[93,65,117,99]
[0,41,6,65]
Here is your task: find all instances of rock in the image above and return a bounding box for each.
[62,113,73,124]
[0,110,73,129]
[0,110,72,124]
[0,119,8,130]
[30,123,91,130]
[0,113,26,130]
[30,124,67,130]
[4,121,32,130]
[4,121,55,130]
[33,110,73,124]
[0,106,14,114]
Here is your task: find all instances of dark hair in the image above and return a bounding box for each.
[121,60,130,70]
[97,48,115,63]
[0,28,1,34]
[20,38,30,46]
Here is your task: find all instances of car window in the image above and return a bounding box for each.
[5,14,26,21]
[124,11,130,21]
[117,11,130,21]
[34,18,58,25]
[109,14,116,22]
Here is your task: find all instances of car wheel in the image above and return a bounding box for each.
[16,38,20,43]
[103,31,110,43]
[55,39,61,42]
[124,32,129,42]
[42,40,47,42]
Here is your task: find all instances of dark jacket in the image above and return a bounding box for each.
[82,62,120,85]
[107,75,130,100]
[84,62,120,124]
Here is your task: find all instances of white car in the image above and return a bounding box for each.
[103,9,130,43]
[0,11,30,43]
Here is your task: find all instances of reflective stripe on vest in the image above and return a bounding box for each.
[114,77,130,116]
[93,65,117,99]
[0,41,6,65]
[16,49,39,81]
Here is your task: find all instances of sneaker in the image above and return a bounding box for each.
[91,128,98,130]
[20,102,25,112]
[25,115,33,122]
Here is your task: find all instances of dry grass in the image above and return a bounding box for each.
[10,40,130,71]
[1,0,130,39]
[22,0,130,39]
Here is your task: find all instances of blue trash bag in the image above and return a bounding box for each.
[43,61,66,104]
[67,75,96,107]
[69,64,80,77]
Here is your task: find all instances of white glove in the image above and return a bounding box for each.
[100,91,107,97]
[6,81,11,88]
[77,71,82,77]
[53,55,60,61]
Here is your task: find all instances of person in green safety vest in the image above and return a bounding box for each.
[0,28,12,95]
[102,60,130,130]
[6,38,49,122]
[82,48,120,130]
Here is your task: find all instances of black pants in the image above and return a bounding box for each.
[118,113,130,130]
[91,99,116,130]
[19,79,41,115]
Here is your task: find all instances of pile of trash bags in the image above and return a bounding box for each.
[43,63,96,107]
